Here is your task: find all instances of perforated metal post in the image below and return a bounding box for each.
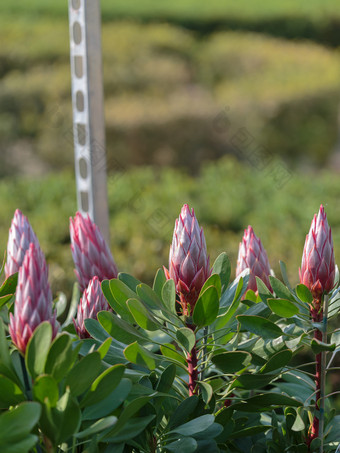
[68,0,110,244]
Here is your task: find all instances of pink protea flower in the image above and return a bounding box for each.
[236,225,272,293]
[9,243,59,354]
[164,204,211,315]
[5,209,41,279]
[73,276,110,339]
[70,212,118,292]
[299,205,335,299]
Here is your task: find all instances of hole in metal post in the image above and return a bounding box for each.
[72,0,81,10]
[74,55,83,78]
[78,157,88,178]
[73,22,82,45]
[80,191,89,212]
[76,90,84,111]
[77,123,86,146]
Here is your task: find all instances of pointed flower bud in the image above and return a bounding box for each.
[299,205,335,298]
[74,276,110,339]
[70,212,118,292]
[9,243,59,354]
[5,209,41,279]
[164,204,211,314]
[236,225,272,293]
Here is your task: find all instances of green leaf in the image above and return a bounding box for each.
[212,252,231,290]
[0,272,18,298]
[54,292,67,318]
[101,396,151,439]
[0,294,14,309]
[136,283,162,310]
[259,349,292,374]
[200,274,222,299]
[0,374,25,406]
[165,437,197,452]
[160,344,187,368]
[292,408,305,432]
[80,364,125,407]
[98,310,148,344]
[296,284,313,304]
[231,373,276,390]
[63,282,79,326]
[269,276,293,300]
[176,327,196,353]
[109,279,137,322]
[25,322,52,379]
[83,378,132,421]
[118,272,142,291]
[55,389,81,444]
[229,425,270,439]
[237,315,283,339]
[198,381,213,404]
[127,298,160,331]
[33,375,59,407]
[311,339,336,354]
[153,268,167,299]
[124,342,159,370]
[104,415,156,442]
[231,392,302,412]
[64,352,102,397]
[75,416,117,439]
[193,286,219,327]
[0,401,41,444]
[267,298,299,318]
[211,351,251,374]
[97,337,113,359]
[168,395,199,429]
[280,261,292,289]
[157,364,176,393]
[256,277,273,302]
[215,284,241,330]
[45,333,76,382]
[0,319,20,386]
[162,279,176,314]
[169,414,214,436]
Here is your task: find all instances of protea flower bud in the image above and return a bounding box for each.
[164,204,211,315]
[236,225,272,293]
[70,212,118,292]
[299,205,335,298]
[9,243,59,354]
[5,209,41,279]
[73,276,110,339]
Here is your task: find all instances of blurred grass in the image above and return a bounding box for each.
[1,21,339,175]
[1,157,340,299]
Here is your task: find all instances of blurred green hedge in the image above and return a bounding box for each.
[0,21,339,176]
[2,0,340,46]
[1,157,340,299]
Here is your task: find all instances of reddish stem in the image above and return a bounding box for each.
[187,344,198,396]
[307,298,322,450]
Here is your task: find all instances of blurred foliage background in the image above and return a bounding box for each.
[1,0,340,300]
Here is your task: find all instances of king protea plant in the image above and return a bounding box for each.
[5,209,41,279]
[164,204,211,316]
[300,205,335,448]
[70,212,118,292]
[236,225,272,294]
[9,243,59,355]
[74,276,110,339]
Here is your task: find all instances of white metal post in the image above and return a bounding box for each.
[68,0,110,244]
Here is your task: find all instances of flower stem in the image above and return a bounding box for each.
[307,297,323,449]
[319,295,329,453]
[187,344,198,396]
[19,354,30,398]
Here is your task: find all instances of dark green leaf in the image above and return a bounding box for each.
[237,315,283,339]
[176,328,196,353]
[118,272,142,291]
[311,339,336,354]
[269,276,293,300]
[211,351,251,373]
[198,381,213,404]
[0,401,41,443]
[64,352,102,397]
[256,277,273,302]
[45,333,76,382]
[25,322,52,379]
[136,283,162,310]
[169,414,214,436]
[109,279,137,323]
[229,425,270,439]
[231,373,276,390]
[157,364,176,393]
[153,268,167,299]
[165,437,197,452]
[168,396,199,429]
[260,349,292,374]
[0,272,18,298]
[200,274,222,299]
[75,416,117,439]
[104,415,155,442]
[162,279,176,314]
[160,344,187,368]
[98,310,148,344]
[0,374,25,406]
[267,299,299,318]
[55,389,81,444]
